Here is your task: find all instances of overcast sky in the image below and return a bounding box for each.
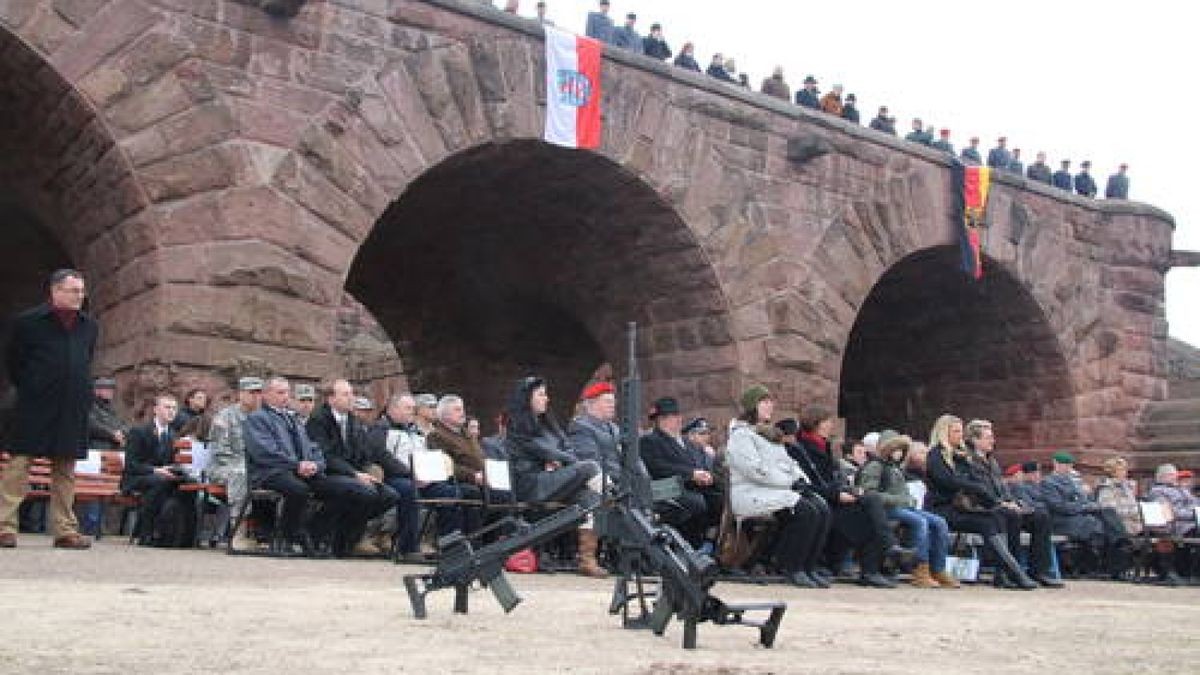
[518,0,1199,346]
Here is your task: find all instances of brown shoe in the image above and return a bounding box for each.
[910,563,939,589]
[0,532,15,548]
[53,534,92,550]
[931,569,962,588]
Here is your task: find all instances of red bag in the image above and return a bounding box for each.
[504,548,538,574]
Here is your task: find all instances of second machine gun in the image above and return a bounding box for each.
[401,323,787,649]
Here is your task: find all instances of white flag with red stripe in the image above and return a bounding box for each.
[544,26,602,149]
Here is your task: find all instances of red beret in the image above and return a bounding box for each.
[581,382,615,400]
[1003,464,1022,477]
[1179,469,1194,479]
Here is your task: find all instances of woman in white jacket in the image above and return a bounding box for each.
[726,385,832,588]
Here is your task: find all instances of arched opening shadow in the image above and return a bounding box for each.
[346,140,736,420]
[838,246,1077,453]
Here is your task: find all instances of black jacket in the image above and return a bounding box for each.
[643,36,672,60]
[925,444,997,511]
[841,104,860,125]
[307,404,405,478]
[4,303,97,458]
[122,422,176,487]
[639,428,699,484]
[788,436,845,505]
[795,88,821,109]
[673,53,700,72]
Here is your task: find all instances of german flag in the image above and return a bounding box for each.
[950,162,991,279]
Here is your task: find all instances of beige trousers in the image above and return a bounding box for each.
[0,455,80,537]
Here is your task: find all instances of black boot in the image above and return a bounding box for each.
[987,534,1037,590]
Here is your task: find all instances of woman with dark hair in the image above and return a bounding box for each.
[925,414,1037,590]
[788,405,896,588]
[726,385,831,588]
[504,376,603,577]
[171,388,211,440]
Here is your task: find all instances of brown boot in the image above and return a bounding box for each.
[931,568,962,589]
[577,529,607,578]
[0,532,16,548]
[910,563,938,588]
[53,533,92,550]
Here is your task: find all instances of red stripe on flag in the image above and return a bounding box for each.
[575,35,602,149]
[968,227,983,280]
[964,167,983,209]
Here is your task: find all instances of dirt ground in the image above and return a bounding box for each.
[1,537,1197,675]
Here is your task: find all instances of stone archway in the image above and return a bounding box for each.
[838,245,1078,455]
[346,139,739,420]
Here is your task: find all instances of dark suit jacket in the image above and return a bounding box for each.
[639,428,700,485]
[307,403,405,479]
[245,405,325,485]
[122,421,176,487]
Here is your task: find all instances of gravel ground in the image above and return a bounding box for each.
[1,536,1198,674]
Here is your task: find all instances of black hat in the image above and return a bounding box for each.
[803,75,817,85]
[846,93,856,102]
[682,417,710,435]
[1061,159,1071,166]
[775,418,799,436]
[650,22,662,31]
[648,396,681,419]
[1081,160,1091,168]
[93,377,117,389]
[1021,460,1040,473]
[626,12,636,20]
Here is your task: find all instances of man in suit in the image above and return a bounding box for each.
[638,397,722,548]
[584,0,614,44]
[306,379,400,556]
[244,377,376,557]
[1,269,97,550]
[122,394,184,545]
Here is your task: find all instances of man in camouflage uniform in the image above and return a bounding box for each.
[208,377,263,551]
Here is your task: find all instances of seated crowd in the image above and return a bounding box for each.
[42,373,1199,592]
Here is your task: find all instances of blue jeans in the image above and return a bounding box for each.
[889,507,949,573]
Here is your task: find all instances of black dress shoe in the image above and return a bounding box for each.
[1033,573,1064,588]
[788,571,818,588]
[859,573,897,589]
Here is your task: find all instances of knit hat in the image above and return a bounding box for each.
[740,384,771,413]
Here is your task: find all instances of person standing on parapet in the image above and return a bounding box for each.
[931,128,955,154]
[905,118,930,145]
[869,106,895,134]
[1052,160,1073,191]
[611,12,643,54]
[960,137,982,165]
[761,66,791,101]
[0,269,97,550]
[1105,164,1130,199]
[842,94,861,124]
[585,0,614,43]
[795,76,821,110]
[1026,152,1053,184]
[986,137,1012,169]
[643,23,672,60]
[1007,148,1024,175]
[1074,160,1098,197]
[674,42,700,71]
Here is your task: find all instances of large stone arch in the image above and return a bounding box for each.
[345,139,739,420]
[838,246,1078,455]
[0,20,152,393]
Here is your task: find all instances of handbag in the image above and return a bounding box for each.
[504,547,539,574]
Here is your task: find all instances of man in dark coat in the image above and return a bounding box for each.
[673,42,700,71]
[611,13,643,54]
[1105,164,1130,199]
[986,137,1012,169]
[0,269,96,549]
[1041,451,1130,578]
[245,377,376,557]
[960,137,983,165]
[1026,152,1053,184]
[638,397,721,548]
[869,106,895,135]
[904,118,930,145]
[642,23,671,60]
[1052,160,1073,191]
[841,94,860,124]
[931,128,955,154]
[306,379,400,556]
[706,53,735,83]
[1074,161,1098,197]
[122,394,186,545]
[1007,148,1024,175]
[794,75,821,109]
[584,0,614,44]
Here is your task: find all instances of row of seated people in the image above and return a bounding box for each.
[116,374,1198,589]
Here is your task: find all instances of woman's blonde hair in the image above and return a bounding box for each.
[929,414,964,465]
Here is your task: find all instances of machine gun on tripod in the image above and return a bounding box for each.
[401,323,787,649]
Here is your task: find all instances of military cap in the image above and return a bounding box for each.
[414,393,438,408]
[93,377,117,389]
[353,396,373,411]
[1021,460,1040,473]
[1051,451,1076,465]
[294,383,316,400]
[682,417,710,435]
[648,396,681,419]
